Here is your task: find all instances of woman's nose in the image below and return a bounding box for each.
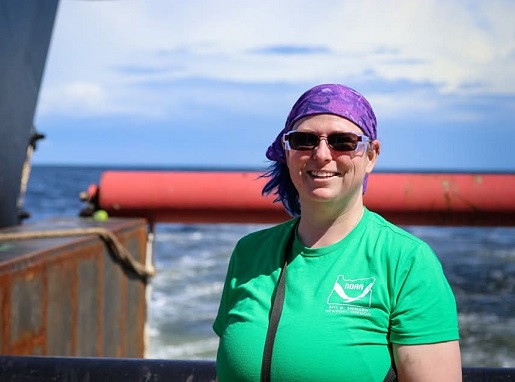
[312,137,332,160]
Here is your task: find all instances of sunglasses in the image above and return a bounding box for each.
[282,130,370,152]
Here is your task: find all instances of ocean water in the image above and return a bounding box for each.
[23,165,515,367]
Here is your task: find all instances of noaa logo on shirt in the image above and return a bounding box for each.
[327,275,376,308]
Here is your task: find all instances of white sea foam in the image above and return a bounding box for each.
[148,337,219,360]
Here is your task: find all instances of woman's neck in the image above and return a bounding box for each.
[297,201,365,248]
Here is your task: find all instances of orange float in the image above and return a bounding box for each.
[83,171,515,226]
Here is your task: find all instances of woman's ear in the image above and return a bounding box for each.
[369,140,380,158]
[366,140,380,173]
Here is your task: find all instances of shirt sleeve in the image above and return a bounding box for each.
[212,245,237,337]
[389,242,460,345]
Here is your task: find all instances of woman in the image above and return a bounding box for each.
[213,84,461,381]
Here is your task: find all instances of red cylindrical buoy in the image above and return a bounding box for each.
[84,171,515,226]
[91,171,289,224]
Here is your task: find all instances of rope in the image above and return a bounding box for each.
[0,227,156,279]
[17,144,34,213]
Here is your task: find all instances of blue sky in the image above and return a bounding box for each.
[34,0,515,171]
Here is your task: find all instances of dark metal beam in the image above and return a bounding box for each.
[0,356,514,382]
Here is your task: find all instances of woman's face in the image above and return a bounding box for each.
[285,113,379,213]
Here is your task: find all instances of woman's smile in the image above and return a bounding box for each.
[308,170,341,179]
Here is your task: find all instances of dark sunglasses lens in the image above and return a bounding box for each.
[289,132,318,150]
[328,133,359,151]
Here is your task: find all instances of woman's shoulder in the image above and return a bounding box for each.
[364,208,434,256]
[228,218,299,272]
[366,209,426,241]
[237,218,298,248]
[363,210,446,279]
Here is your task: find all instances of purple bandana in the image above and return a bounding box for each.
[266,84,377,163]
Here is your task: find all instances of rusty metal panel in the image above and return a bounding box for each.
[47,260,75,355]
[77,256,100,356]
[11,270,44,354]
[0,217,149,358]
[0,284,4,349]
[102,242,123,357]
[124,233,147,358]
[126,272,145,358]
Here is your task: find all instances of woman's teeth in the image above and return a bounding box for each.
[310,171,336,178]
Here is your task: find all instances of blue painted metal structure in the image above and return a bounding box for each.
[0,0,59,228]
[0,356,514,382]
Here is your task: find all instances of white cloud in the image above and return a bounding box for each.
[37,0,515,119]
[38,82,106,115]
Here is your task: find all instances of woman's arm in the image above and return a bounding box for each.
[393,341,461,382]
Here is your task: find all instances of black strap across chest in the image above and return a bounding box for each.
[260,223,294,382]
[260,223,397,382]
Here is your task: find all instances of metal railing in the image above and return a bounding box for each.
[0,356,514,381]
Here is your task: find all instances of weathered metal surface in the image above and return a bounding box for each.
[0,356,513,382]
[84,171,515,226]
[0,217,148,357]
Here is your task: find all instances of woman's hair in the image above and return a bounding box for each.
[261,161,300,217]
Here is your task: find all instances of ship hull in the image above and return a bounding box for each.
[0,0,59,228]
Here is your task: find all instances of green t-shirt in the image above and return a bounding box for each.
[213,208,459,382]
